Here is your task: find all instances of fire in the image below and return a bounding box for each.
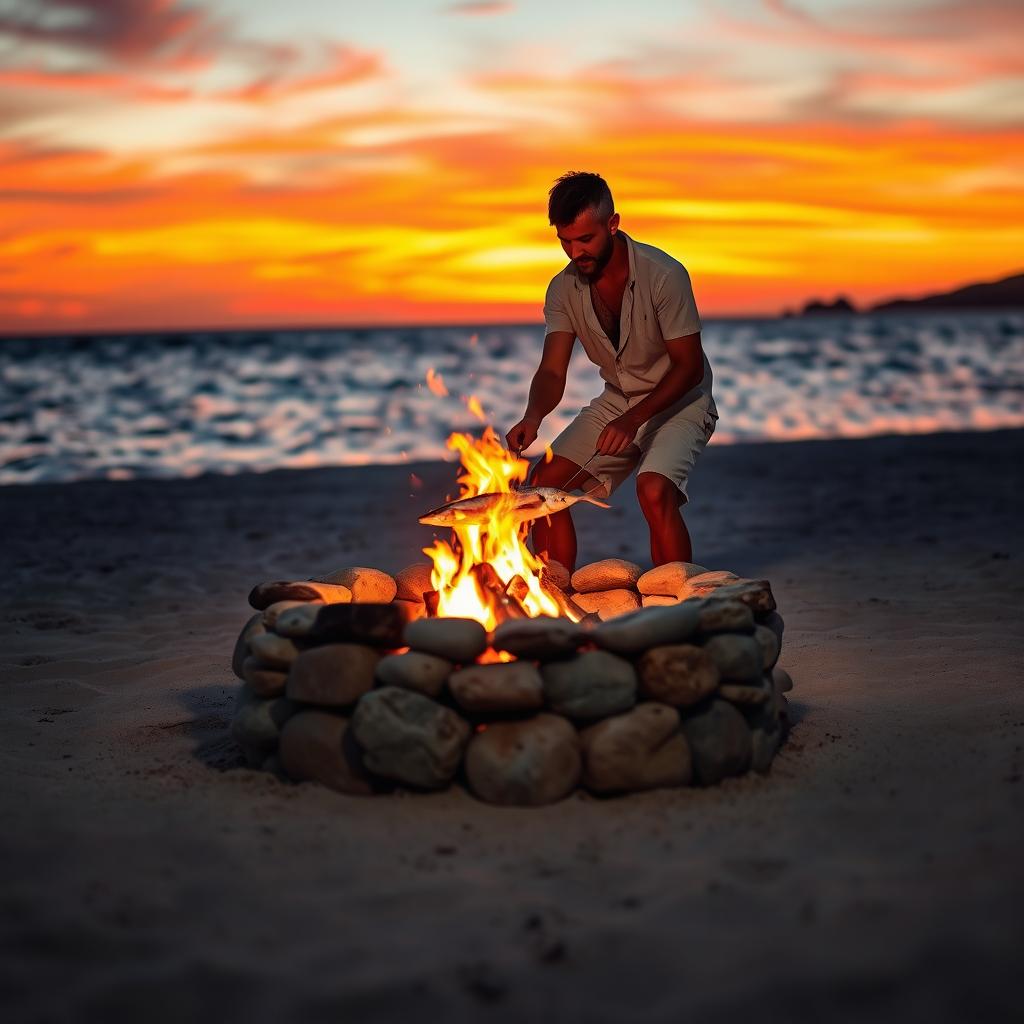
[423,426,570,632]
[425,367,448,397]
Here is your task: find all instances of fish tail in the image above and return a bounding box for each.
[579,489,610,509]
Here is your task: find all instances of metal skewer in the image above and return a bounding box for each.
[559,451,600,493]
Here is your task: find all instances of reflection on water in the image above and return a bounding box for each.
[1,314,1022,485]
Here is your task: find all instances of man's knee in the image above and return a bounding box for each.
[636,472,680,514]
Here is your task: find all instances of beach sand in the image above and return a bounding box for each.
[1,428,1022,1022]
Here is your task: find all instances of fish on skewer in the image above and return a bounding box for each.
[419,485,609,528]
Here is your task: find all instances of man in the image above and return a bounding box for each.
[506,171,718,572]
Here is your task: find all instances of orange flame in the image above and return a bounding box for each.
[465,394,486,422]
[423,426,565,631]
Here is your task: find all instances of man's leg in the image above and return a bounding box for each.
[636,471,691,565]
[528,455,601,573]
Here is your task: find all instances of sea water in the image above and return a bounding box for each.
[1,313,1022,485]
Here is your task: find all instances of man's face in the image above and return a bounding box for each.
[555,207,619,278]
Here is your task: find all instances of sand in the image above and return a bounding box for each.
[1,428,1022,1022]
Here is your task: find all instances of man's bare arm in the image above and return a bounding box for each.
[506,330,574,452]
[595,332,705,455]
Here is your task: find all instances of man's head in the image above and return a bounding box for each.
[548,171,619,279]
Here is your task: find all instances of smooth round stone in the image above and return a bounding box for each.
[448,661,545,713]
[375,650,453,698]
[642,594,678,608]
[391,598,426,622]
[490,617,587,661]
[720,681,771,705]
[772,666,794,694]
[278,709,374,795]
[713,579,776,614]
[697,599,755,634]
[394,563,434,603]
[230,685,295,768]
[350,687,470,789]
[749,724,781,774]
[761,611,785,648]
[571,558,644,594]
[286,643,380,707]
[573,588,642,621]
[541,650,637,719]
[679,570,740,599]
[581,702,692,793]
[637,561,708,597]
[465,714,580,806]
[542,559,572,593]
[314,566,397,603]
[241,656,287,698]
[701,633,763,683]
[232,613,265,679]
[591,601,702,656]
[637,644,720,707]
[248,580,352,609]
[273,603,321,638]
[404,617,488,663]
[249,631,302,669]
[754,624,780,671]
[681,699,753,785]
[262,599,322,630]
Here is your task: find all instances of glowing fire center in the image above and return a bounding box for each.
[423,427,566,630]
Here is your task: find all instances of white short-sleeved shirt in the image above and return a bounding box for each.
[543,231,717,421]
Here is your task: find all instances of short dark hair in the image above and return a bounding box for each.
[548,171,614,226]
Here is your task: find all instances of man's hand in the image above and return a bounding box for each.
[506,416,540,455]
[596,412,640,456]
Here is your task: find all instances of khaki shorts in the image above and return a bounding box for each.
[549,387,717,505]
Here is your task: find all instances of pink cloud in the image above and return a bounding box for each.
[445,2,516,15]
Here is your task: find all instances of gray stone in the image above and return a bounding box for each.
[241,656,287,698]
[754,624,780,671]
[637,644,720,707]
[313,566,397,603]
[272,603,321,639]
[232,613,265,679]
[772,665,794,693]
[309,602,418,647]
[230,684,295,767]
[591,601,702,655]
[404,616,488,663]
[642,595,678,608]
[573,588,642,621]
[761,611,785,648]
[637,561,709,597]
[262,599,321,631]
[465,714,580,806]
[712,578,777,615]
[448,661,545,713]
[287,643,380,707]
[679,570,739,599]
[248,631,302,669]
[749,725,781,774]
[278,709,374,794]
[681,699,753,785]
[541,650,637,719]
[394,563,434,603]
[490,617,587,661]
[375,650,452,698]
[697,598,755,634]
[249,580,352,609]
[701,633,764,683]
[350,687,470,789]
[719,681,771,705]
[581,702,692,793]
[571,558,644,594]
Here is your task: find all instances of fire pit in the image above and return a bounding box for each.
[228,429,793,804]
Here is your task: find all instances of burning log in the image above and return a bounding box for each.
[538,575,589,623]
[505,574,530,605]
[470,563,530,624]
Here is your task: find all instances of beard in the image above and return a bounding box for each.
[575,232,617,279]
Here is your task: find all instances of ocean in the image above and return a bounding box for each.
[1,313,1022,486]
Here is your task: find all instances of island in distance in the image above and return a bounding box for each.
[782,269,1024,317]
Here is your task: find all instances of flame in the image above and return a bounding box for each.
[544,443,554,463]
[423,426,568,632]
[425,367,448,397]
[465,394,486,422]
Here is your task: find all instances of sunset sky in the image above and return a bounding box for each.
[2,0,1022,333]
